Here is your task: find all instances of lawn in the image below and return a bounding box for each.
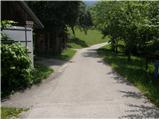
[1,107,28,119]
[56,28,108,61]
[36,28,108,61]
[97,45,159,106]
[68,28,108,49]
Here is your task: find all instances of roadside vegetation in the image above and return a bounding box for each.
[92,1,159,105]
[1,1,158,118]
[46,28,108,61]
[52,48,76,61]
[1,21,53,98]
[68,28,108,49]
[1,107,28,119]
[31,63,53,84]
[57,28,108,60]
[97,45,159,106]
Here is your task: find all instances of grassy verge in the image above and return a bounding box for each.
[97,45,159,106]
[54,28,108,61]
[2,63,53,98]
[53,48,76,61]
[32,63,53,84]
[1,64,53,118]
[68,28,108,49]
[1,107,28,119]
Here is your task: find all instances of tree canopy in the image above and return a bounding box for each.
[27,1,92,32]
[91,1,159,61]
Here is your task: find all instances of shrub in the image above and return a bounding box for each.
[1,43,33,96]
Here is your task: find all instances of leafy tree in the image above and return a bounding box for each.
[91,1,158,62]
[27,1,87,31]
[27,1,91,54]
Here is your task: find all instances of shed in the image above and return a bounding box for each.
[1,1,44,65]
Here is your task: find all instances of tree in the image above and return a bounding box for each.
[91,1,158,61]
[27,1,87,54]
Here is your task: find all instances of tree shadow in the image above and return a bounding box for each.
[119,104,159,118]
[119,90,143,99]
[81,48,101,58]
[98,47,159,106]
[68,37,88,48]
[106,70,133,86]
[35,57,68,68]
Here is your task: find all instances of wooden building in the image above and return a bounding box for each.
[1,1,44,64]
[1,1,44,29]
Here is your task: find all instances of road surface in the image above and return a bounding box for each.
[2,43,159,118]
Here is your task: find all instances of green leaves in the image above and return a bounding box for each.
[27,1,84,31]
[91,1,158,59]
[1,20,17,30]
[1,43,33,96]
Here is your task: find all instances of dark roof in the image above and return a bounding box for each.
[18,1,44,29]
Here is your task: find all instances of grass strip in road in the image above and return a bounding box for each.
[1,107,28,119]
[97,45,159,106]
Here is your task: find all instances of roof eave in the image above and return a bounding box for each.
[19,1,44,29]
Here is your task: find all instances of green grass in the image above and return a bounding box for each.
[53,48,76,61]
[1,64,52,118]
[54,28,108,61]
[68,28,108,49]
[97,45,159,106]
[1,107,28,119]
[32,63,53,84]
[1,63,53,98]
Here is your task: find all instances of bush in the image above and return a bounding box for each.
[1,43,33,96]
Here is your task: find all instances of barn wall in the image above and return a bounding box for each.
[2,26,34,65]
[34,30,68,56]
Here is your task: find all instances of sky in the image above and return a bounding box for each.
[83,0,98,6]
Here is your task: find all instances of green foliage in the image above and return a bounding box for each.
[76,3,93,33]
[53,48,76,61]
[32,63,53,84]
[68,28,108,49]
[53,28,108,61]
[1,20,16,42]
[1,20,16,29]
[1,43,32,97]
[91,1,159,61]
[1,107,28,119]
[97,45,159,106]
[1,44,54,97]
[27,1,92,55]
[27,1,84,31]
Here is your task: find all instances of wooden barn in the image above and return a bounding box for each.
[2,1,68,57]
[1,1,44,29]
[1,1,44,64]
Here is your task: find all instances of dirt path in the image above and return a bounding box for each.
[2,43,158,118]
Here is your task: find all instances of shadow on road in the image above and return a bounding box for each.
[35,57,67,70]
[107,70,133,86]
[119,104,159,118]
[82,49,99,58]
[119,90,143,99]
[68,37,88,48]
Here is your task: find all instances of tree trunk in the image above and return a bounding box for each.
[71,26,75,36]
[115,45,118,54]
[128,54,131,61]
